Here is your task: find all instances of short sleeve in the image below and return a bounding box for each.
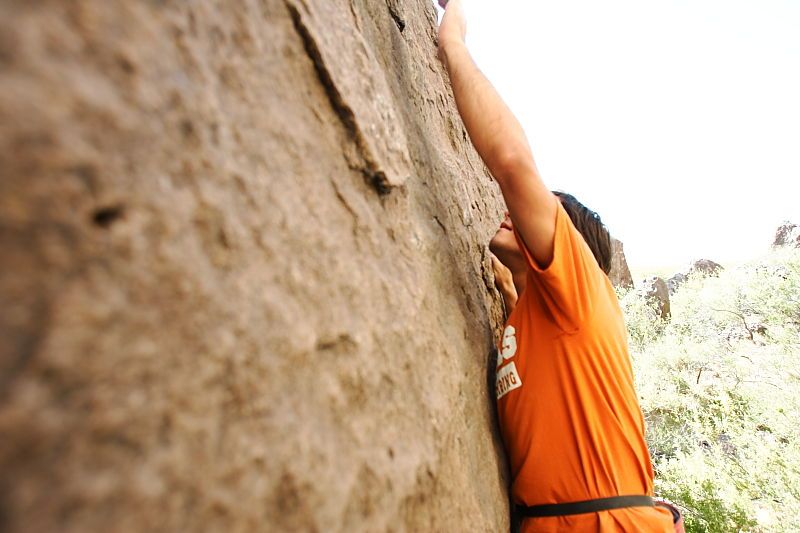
[513,202,606,332]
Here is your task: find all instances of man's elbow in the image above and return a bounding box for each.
[490,150,537,185]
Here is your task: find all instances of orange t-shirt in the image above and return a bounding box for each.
[495,203,674,532]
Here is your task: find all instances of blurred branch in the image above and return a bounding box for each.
[710,307,755,343]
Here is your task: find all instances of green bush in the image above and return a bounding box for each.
[622,249,800,532]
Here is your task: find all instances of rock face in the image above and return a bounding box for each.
[0,2,511,532]
[773,222,800,248]
[641,277,671,320]
[608,238,634,289]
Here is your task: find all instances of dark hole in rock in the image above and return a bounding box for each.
[91,205,125,228]
[117,55,136,74]
[180,119,198,141]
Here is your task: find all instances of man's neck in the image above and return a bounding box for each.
[512,270,527,298]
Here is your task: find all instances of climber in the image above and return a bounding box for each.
[436,1,684,531]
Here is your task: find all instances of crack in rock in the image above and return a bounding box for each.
[285,0,411,193]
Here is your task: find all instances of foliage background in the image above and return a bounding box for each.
[620,249,800,532]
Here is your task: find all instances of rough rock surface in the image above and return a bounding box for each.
[641,277,671,320]
[608,238,633,289]
[773,222,800,249]
[0,1,511,532]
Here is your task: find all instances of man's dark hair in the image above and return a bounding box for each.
[553,191,612,275]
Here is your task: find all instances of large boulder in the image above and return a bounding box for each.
[641,277,671,319]
[608,238,634,289]
[666,272,687,295]
[773,222,800,248]
[667,259,723,294]
[0,1,510,532]
[689,259,724,276]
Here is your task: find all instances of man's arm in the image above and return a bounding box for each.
[438,0,557,268]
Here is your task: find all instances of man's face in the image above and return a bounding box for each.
[489,212,523,268]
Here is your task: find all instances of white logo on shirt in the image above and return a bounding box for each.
[496,361,522,399]
[496,325,523,399]
[497,325,517,367]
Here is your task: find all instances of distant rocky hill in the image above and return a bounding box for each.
[629,221,799,321]
[774,221,800,249]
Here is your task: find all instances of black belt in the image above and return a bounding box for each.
[517,495,655,518]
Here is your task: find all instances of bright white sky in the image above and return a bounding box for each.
[437,1,800,270]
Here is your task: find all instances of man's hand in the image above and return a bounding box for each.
[437,0,466,55]
[491,253,514,293]
[491,253,518,316]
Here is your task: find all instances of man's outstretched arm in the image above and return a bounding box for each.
[438,0,557,268]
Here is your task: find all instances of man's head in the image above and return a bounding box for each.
[553,192,612,274]
[489,192,612,275]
